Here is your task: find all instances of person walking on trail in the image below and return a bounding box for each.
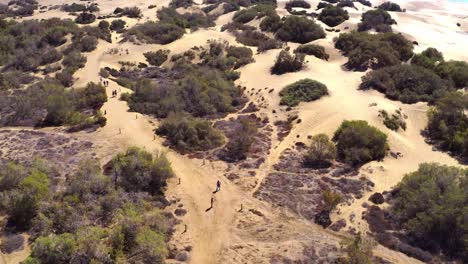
[215,180,221,192]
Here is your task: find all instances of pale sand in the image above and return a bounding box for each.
[1,0,467,263]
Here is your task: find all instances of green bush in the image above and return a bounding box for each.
[276,16,326,43]
[156,112,225,151]
[233,29,283,51]
[303,134,336,168]
[355,0,371,7]
[144,49,170,66]
[337,0,355,8]
[170,0,194,8]
[378,1,403,12]
[271,49,305,75]
[285,0,311,9]
[121,6,142,18]
[358,9,396,32]
[259,13,281,32]
[109,147,174,194]
[360,64,451,104]
[333,120,388,166]
[411,47,444,70]
[316,2,332,10]
[294,44,329,60]
[335,31,414,70]
[233,4,276,23]
[390,163,467,261]
[436,60,468,88]
[318,6,349,27]
[378,109,406,131]
[426,91,468,157]
[110,19,126,32]
[75,12,96,24]
[125,66,243,118]
[126,21,185,44]
[279,78,328,106]
[199,40,254,70]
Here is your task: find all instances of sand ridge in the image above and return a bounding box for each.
[1,0,467,263]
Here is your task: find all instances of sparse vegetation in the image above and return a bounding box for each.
[335,31,414,70]
[337,233,376,264]
[303,134,337,168]
[121,6,142,18]
[333,120,388,166]
[318,6,349,27]
[271,49,305,75]
[378,109,406,131]
[222,118,258,161]
[390,163,467,261]
[294,44,329,60]
[279,78,328,106]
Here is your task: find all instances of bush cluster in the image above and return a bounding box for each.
[271,50,305,75]
[318,6,349,27]
[121,6,142,18]
[358,9,396,32]
[360,64,451,104]
[426,92,468,158]
[144,49,170,66]
[294,44,329,60]
[110,19,126,32]
[75,12,96,24]
[0,147,174,263]
[337,0,355,8]
[0,0,38,17]
[62,3,99,13]
[412,48,468,89]
[200,40,254,70]
[276,16,326,43]
[355,0,371,7]
[156,112,225,151]
[126,7,215,44]
[232,4,276,24]
[285,0,311,9]
[279,78,328,106]
[390,163,467,261]
[378,1,403,12]
[124,66,243,118]
[333,120,388,166]
[335,31,414,70]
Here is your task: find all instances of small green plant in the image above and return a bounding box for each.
[279,79,328,106]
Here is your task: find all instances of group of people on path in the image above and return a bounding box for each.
[100,78,109,87]
[112,90,118,97]
[209,180,221,210]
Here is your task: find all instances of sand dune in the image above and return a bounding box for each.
[1,0,467,263]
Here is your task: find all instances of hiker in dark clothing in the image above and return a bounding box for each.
[215,180,221,192]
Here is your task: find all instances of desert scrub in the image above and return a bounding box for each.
[318,5,349,27]
[279,79,328,106]
[378,1,404,12]
[378,109,406,131]
[358,9,396,32]
[426,91,468,158]
[156,112,225,152]
[144,49,170,66]
[294,44,329,60]
[271,49,305,75]
[276,16,326,43]
[389,163,467,261]
[335,31,414,70]
[360,64,451,104]
[303,134,336,168]
[333,120,388,166]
